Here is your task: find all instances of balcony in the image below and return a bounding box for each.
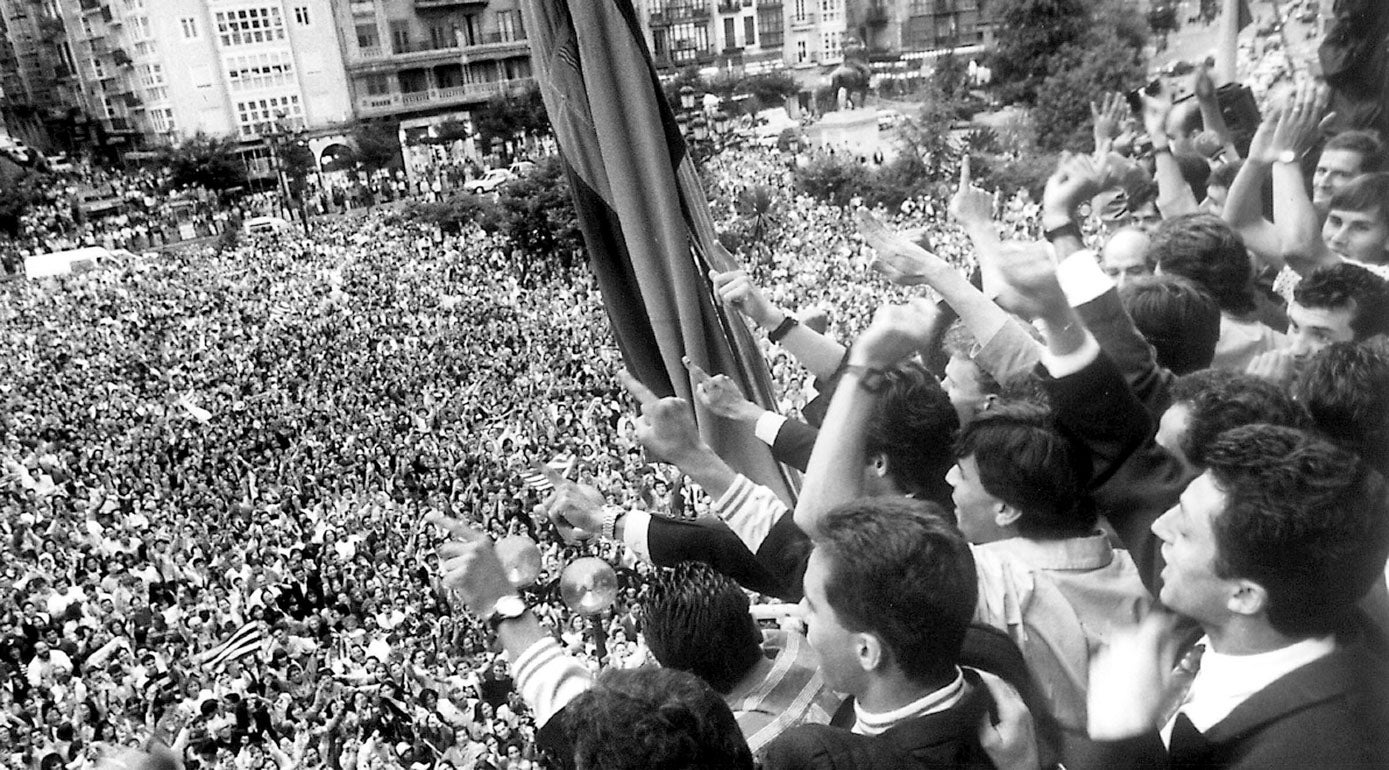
[415,0,488,9]
[649,5,712,25]
[458,33,529,64]
[354,77,534,117]
[717,0,742,13]
[79,0,103,11]
[350,0,375,15]
[347,43,467,73]
[865,5,889,25]
[789,12,817,28]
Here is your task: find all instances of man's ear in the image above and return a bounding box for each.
[857,631,885,673]
[1227,579,1268,618]
[994,503,1022,530]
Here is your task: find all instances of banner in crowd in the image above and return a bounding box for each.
[520,0,797,504]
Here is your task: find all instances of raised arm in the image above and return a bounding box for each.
[793,300,944,538]
[711,268,847,380]
[1268,81,1338,276]
[1193,64,1241,161]
[1140,87,1201,219]
[1222,105,1296,269]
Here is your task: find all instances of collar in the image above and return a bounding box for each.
[1174,634,1335,736]
[852,668,965,736]
[978,532,1115,571]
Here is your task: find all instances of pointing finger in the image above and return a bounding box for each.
[424,511,485,543]
[617,368,661,409]
[537,462,567,490]
[682,357,713,388]
[960,155,972,189]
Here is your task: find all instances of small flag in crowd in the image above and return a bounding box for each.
[197,621,265,670]
[520,454,576,492]
[176,391,212,423]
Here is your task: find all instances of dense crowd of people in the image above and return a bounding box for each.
[6,3,1389,768]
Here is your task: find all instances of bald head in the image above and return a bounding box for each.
[1101,227,1154,288]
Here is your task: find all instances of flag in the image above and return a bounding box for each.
[521,0,796,505]
[520,454,577,492]
[197,621,265,670]
[176,391,212,423]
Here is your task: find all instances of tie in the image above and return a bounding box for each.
[1158,641,1206,727]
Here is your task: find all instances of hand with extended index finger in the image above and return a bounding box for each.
[949,156,995,226]
[685,357,763,423]
[709,269,783,330]
[619,369,708,466]
[857,208,944,287]
[534,463,602,544]
[423,512,513,618]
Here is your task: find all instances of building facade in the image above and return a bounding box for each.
[847,0,998,63]
[52,0,352,149]
[639,0,848,76]
[0,0,87,151]
[328,0,532,123]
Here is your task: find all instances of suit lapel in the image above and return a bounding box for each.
[1201,649,1356,744]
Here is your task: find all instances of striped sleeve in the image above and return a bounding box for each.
[714,474,788,554]
[513,637,593,728]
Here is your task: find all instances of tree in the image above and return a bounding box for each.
[0,156,47,240]
[1032,12,1148,151]
[988,0,1091,104]
[494,155,582,268]
[161,132,248,191]
[353,121,402,173]
[472,84,551,150]
[738,72,800,109]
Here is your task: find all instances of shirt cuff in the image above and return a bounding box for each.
[621,509,653,564]
[1056,249,1114,307]
[1040,331,1102,379]
[753,412,788,446]
[513,637,593,728]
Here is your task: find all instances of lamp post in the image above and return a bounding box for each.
[675,86,738,164]
[266,110,310,229]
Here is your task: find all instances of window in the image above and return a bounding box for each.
[757,6,782,47]
[668,21,709,63]
[214,7,286,47]
[145,86,168,101]
[235,93,302,138]
[428,24,455,50]
[151,106,175,133]
[821,31,840,59]
[743,16,755,46]
[390,20,410,53]
[363,74,390,95]
[226,51,295,92]
[91,57,106,79]
[796,39,807,63]
[355,23,379,50]
[496,9,524,42]
[138,62,164,88]
[293,6,309,25]
[723,16,736,48]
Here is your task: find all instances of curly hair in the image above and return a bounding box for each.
[816,497,976,686]
[566,667,754,770]
[1204,424,1389,638]
[953,401,1093,539]
[1168,369,1308,467]
[1292,341,1389,476]
[642,562,763,694]
[1148,213,1257,315]
[865,360,959,509]
[1294,263,1389,341]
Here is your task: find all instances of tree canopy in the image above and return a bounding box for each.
[160,133,248,191]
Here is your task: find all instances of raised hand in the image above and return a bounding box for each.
[1269,79,1331,163]
[1087,611,1184,740]
[618,369,707,466]
[710,269,782,329]
[533,463,603,544]
[949,156,995,227]
[1042,153,1105,221]
[684,357,763,423]
[1193,63,1217,102]
[857,208,944,286]
[976,669,1041,770]
[1091,92,1130,146]
[424,512,512,618]
[849,299,942,370]
[1140,84,1175,144]
[1245,348,1302,386]
[989,241,1069,323]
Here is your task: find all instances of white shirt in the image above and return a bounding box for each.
[1164,634,1336,742]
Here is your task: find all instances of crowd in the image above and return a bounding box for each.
[6,6,1389,770]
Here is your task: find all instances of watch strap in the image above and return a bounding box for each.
[767,315,799,343]
[1043,221,1084,244]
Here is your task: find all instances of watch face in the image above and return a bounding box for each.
[493,595,526,619]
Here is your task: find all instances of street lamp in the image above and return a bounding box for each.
[266,110,310,230]
[679,84,696,112]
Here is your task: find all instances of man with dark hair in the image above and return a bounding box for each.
[1155,369,1308,472]
[1322,172,1389,267]
[1287,261,1389,354]
[642,562,839,754]
[1088,425,1389,766]
[423,514,756,770]
[1149,213,1284,370]
[565,667,755,770]
[1119,274,1222,375]
[1315,130,1385,211]
[762,497,999,769]
[1293,341,1389,475]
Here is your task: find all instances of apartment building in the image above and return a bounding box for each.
[640,0,848,75]
[0,0,87,150]
[847,0,998,62]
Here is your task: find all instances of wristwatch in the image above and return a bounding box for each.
[1276,150,1300,165]
[485,595,527,630]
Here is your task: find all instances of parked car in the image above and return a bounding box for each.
[467,169,513,195]
[244,215,292,235]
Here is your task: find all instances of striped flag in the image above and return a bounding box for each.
[520,0,796,506]
[196,621,265,670]
[520,454,577,492]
